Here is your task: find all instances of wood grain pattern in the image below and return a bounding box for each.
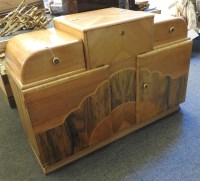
[44,105,180,174]
[137,40,192,122]
[110,69,136,109]
[138,69,188,122]
[168,74,188,108]
[36,69,136,166]
[66,81,111,152]
[36,125,73,166]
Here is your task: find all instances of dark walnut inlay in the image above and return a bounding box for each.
[35,67,191,166]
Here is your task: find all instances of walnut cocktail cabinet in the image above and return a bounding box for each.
[5,8,192,173]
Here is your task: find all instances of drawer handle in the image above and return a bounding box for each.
[120,30,125,35]
[46,46,60,65]
[143,83,149,89]
[52,57,60,64]
[169,27,175,33]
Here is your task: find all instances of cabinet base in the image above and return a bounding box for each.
[34,105,180,174]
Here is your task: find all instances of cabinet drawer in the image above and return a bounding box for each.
[87,18,153,68]
[154,16,187,47]
[6,28,86,85]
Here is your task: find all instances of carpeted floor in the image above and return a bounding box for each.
[0,40,200,181]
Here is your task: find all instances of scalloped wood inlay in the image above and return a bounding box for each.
[36,69,136,165]
[138,69,188,122]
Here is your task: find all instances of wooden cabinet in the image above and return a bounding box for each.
[5,8,192,173]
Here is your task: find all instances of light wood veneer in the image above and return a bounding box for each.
[5,8,192,173]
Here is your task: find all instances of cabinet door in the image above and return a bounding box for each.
[24,66,136,166]
[137,40,192,123]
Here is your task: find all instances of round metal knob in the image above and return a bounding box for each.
[52,57,60,64]
[169,27,175,33]
[143,83,149,89]
[120,31,125,35]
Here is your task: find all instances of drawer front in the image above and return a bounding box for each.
[6,28,86,85]
[21,41,86,85]
[87,18,153,69]
[154,18,187,47]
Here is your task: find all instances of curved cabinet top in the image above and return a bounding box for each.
[5,28,85,85]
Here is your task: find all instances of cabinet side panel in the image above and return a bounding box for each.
[6,71,39,156]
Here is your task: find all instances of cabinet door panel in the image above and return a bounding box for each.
[25,68,136,166]
[137,40,192,122]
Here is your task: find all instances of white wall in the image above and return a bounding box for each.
[148,0,177,15]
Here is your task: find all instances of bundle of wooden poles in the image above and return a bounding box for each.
[0,0,52,36]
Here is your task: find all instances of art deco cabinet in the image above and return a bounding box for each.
[5,8,192,173]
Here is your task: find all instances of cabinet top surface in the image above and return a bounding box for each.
[54,7,154,31]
